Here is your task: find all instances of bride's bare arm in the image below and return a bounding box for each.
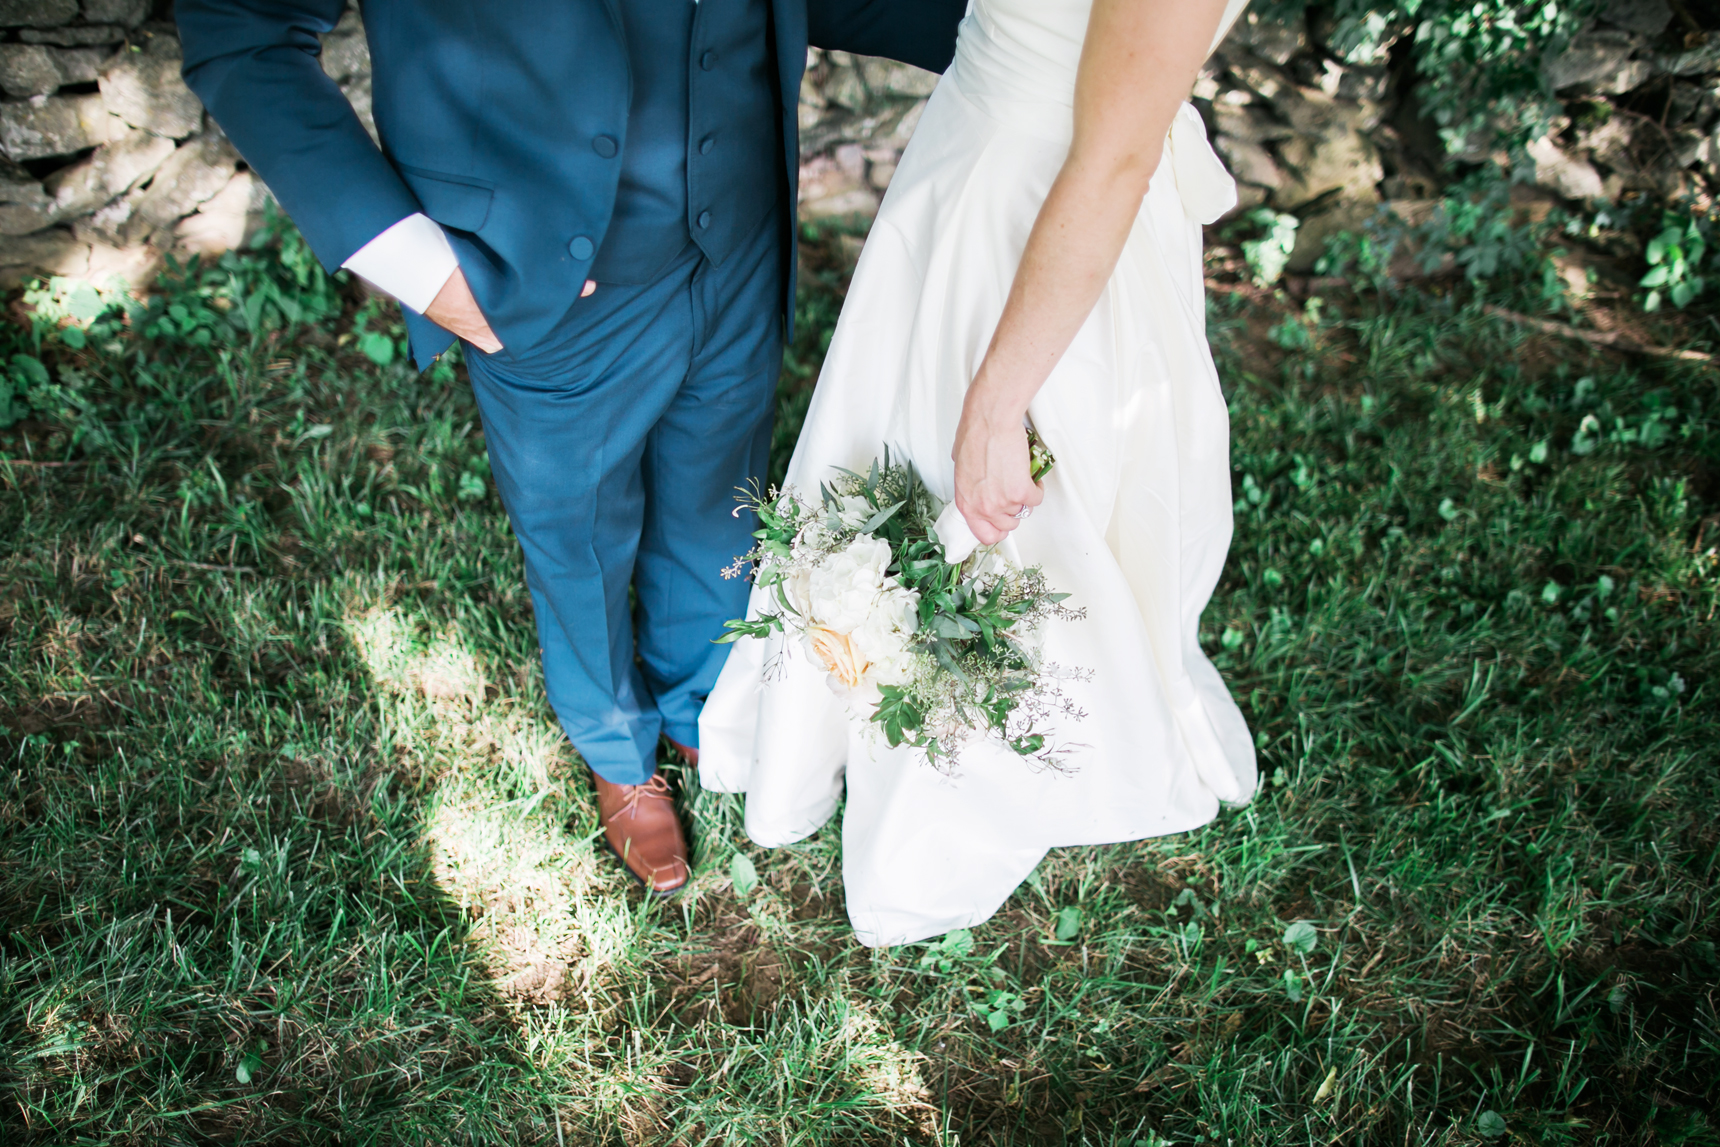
[952,0,1228,544]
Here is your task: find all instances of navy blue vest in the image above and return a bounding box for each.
[590,0,781,284]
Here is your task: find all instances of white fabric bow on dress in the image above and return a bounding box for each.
[1167,102,1238,225]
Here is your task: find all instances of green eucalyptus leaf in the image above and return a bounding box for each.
[861,500,906,533]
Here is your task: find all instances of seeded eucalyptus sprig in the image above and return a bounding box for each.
[717,483,805,643]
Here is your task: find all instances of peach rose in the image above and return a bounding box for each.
[807,625,870,689]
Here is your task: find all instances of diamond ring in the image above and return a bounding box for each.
[1014,505,1032,520]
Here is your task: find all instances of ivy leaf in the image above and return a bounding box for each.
[357,330,396,366]
[1054,906,1081,941]
[1283,920,1318,954]
[236,1049,265,1084]
[729,853,759,898]
[10,354,48,387]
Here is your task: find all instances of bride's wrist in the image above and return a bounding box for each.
[962,375,1030,430]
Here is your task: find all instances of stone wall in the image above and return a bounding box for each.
[2,1,1718,292]
[0,1,367,290]
[0,0,251,287]
[1200,0,1720,269]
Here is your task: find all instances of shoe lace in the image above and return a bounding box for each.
[610,773,674,822]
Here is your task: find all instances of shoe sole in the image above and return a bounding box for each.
[603,838,687,899]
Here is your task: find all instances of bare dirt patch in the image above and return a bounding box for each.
[663,901,791,1027]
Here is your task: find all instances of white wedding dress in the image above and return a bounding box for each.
[699,0,1258,946]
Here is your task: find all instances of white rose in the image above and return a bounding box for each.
[797,517,833,553]
[783,566,814,617]
[882,582,921,631]
[850,584,921,686]
[807,534,893,631]
[834,494,875,532]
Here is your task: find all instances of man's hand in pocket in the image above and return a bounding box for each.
[424,271,598,354]
[425,268,503,353]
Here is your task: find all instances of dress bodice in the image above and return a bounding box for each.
[951,0,1248,123]
[946,0,1246,222]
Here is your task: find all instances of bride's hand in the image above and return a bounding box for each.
[952,399,1044,545]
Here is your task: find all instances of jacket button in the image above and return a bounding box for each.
[699,135,715,155]
[697,210,712,229]
[700,50,716,70]
[568,236,594,259]
[592,135,618,158]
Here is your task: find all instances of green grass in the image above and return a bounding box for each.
[0,225,1716,1145]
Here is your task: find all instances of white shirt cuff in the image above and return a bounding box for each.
[340,213,460,315]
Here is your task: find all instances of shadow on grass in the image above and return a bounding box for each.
[0,465,591,1139]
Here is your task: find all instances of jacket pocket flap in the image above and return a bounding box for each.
[397,165,494,233]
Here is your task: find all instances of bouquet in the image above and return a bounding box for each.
[720,438,1086,771]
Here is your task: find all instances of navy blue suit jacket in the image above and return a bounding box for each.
[175,0,964,361]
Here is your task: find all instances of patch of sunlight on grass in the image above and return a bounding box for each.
[343,606,419,690]
[527,1005,679,1146]
[483,711,570,796]
[424,773,599,1000]
[839,995,936,1125]
[342,596,644,1052]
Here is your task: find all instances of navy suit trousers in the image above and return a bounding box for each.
[465,211,782,784]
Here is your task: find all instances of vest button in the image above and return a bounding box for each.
[700,50,716,71]
[568,236,595,260]
[697,210,712,230]
[592,135,618,158]
[699,135,715,155]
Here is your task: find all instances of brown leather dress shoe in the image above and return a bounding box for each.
[667,738,699,766]
[592,772,689,895]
